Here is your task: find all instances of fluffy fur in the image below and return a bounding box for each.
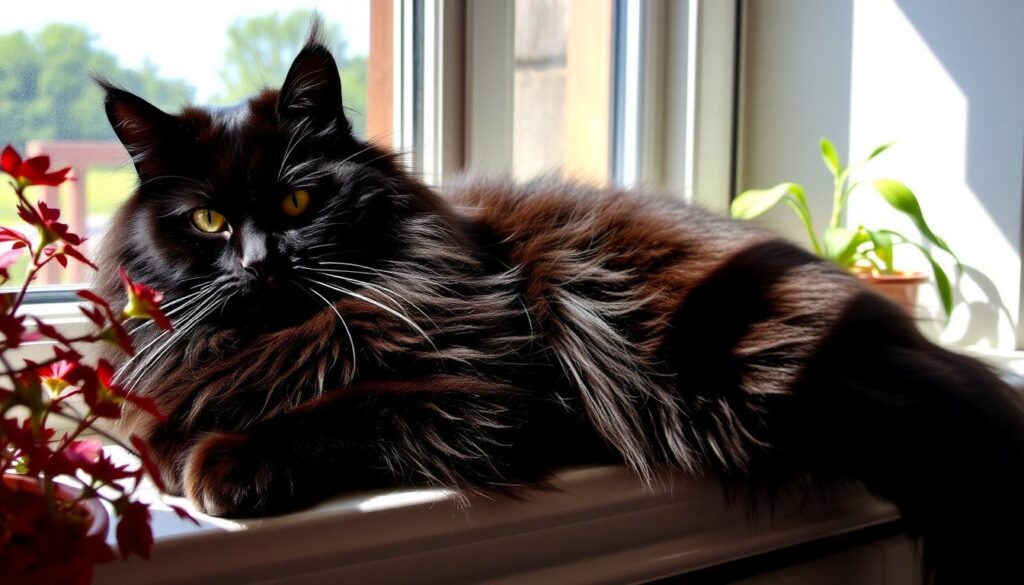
[93,29,1024,584]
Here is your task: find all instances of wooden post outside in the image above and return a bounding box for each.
[368,0,395,147]
[23,141,131,286]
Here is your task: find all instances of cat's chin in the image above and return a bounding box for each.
[219,285,318,331]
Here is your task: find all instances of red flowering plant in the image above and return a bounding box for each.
[0,145,194,583]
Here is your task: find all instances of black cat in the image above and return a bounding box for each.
[94,27,1024,585]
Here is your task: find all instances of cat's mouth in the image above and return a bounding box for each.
[219,271,322,329]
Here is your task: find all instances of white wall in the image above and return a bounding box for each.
[738,0,1024,350]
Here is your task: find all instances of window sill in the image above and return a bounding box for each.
[93,451,900,584]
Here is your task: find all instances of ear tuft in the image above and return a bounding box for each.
[277,16,345,122]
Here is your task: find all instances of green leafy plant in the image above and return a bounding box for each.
[731,138,960,316]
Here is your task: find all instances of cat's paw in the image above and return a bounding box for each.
[184,431,292,517]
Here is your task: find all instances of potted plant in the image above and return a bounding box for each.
[731,138,960,316]
[0,144,193,584]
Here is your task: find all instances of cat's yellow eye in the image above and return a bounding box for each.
[282,189,310,217]
[191,208,227,233]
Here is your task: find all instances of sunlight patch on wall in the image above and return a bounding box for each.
[847,0,1018,349]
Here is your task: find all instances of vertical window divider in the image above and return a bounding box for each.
[613,0,738,213]
[421,0,465,184]
[395,0,418,169]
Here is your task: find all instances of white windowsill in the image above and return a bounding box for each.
[93,459,899,585]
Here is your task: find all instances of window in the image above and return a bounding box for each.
[2,0,735,309]
[513,0,614,184]
[0,2,381,292]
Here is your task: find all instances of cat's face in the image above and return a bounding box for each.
[101,39,407,326]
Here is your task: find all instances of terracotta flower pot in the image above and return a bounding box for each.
[1,473,111,585]
[858,271,928,315]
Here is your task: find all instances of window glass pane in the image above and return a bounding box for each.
[0,2,381,290]
[513,0,615,184]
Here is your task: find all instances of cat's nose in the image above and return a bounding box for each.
[240,259,267,281]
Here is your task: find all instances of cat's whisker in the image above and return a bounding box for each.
[122,281,219,358]
[127,281,220,335]
[309,260,455,294]
[123,298,224,392]
[119,293,217,379]
[310,260,412,280]
[290,279,358,377]
[300,276,438,355]
[278,117,314,182]
[335,143,380,168]
[120,289,226,388]
[304,243,337,251]
[296,266,439,331]
[128,300,203,336]
[152,283,216,311]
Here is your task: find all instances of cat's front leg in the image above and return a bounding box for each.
[185,430,294,517]
[182,376,548,517]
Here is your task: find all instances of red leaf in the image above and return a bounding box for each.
[24,155,51,176]
[62,243,98,270]
[81,533,119,565]
[0,146,72,187]
[0,247,23,268]
[65,439,103,466]
[99,360,165,421]
[130,435,167,491]
[0,247,23,280]
[77,289,111,310]
[66,363,99,407]
[126,394,166,422]
[119,266,172,330]
[1,144,21,175]
[81,451,136,484]
[53,345,83,363]
[168,504,201,526]
[0,226,30,245]
[80,304,106,327]
[33,317,73,345]
[109,321,135,356]
[116,501,154,559]
[0,312,26,348]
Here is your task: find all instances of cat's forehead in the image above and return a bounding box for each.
[184,98,289,195]
[207,103,252,132]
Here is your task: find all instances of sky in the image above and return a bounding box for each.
[2,1,371,101]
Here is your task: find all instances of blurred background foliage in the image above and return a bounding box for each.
[0,9,368,148]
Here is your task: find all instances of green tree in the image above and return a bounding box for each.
[0,24,194,150]
[217,11,368,137]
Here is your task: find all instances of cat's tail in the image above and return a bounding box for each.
[787,291,1024,584]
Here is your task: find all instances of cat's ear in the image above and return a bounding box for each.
[278,27,346,126]
[99,80,176,153]
[98,79,181,178]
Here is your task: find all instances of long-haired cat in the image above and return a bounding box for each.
[93,27,1024,584]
